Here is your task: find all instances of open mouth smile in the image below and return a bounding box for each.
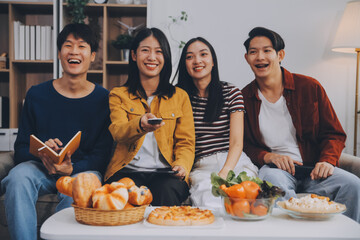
[145,63,158,70]
[255,64,269,69]
[68,59,81,64]
[193,66,205,72]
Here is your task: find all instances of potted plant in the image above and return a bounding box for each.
[67,0,89,24]
[111,34,134,61]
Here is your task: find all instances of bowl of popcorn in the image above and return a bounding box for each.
[277,194,346,220]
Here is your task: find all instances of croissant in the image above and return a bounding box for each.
[92,182,129,210]
[72,173,101,208]
[56,176,75,197]
[128,185,153,206]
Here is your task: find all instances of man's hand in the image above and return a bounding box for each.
[264,152,303,176]
[39,151,73,176]
[172,165,186,180]
[44,138,63,153]
[140,113,165,132]
[310,162,334,180]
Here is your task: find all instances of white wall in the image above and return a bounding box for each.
[148,0,358,155]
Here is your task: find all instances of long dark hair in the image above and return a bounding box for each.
[125,27,175,99]
[175,37,223,122]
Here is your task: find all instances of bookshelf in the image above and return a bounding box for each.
[0,1,147,129]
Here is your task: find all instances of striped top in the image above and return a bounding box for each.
[191,82,245,160]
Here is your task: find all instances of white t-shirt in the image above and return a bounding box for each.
[258,89,302,162]
[126,96,169,170]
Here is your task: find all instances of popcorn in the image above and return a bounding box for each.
[284,194,345,213]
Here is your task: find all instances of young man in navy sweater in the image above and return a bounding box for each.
[1,23,113,240]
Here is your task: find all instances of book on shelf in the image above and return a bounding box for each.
[29,131,81,164]
[13,21,20,60]
[40,26,46,60]
[0,96,9,128]
[25,25,30,60]
[35,25,41,60]
[30,25,35,60]
[19,24,25,60]
[45,26,52,60]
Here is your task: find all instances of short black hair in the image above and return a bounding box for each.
[125,27,175,99]
[57,23,99,52]
[244,27,285,53]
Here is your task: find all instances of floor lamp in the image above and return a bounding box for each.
[332,1,360,156]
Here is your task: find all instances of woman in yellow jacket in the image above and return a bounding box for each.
[105,28,195,206]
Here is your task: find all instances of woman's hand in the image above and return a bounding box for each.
[218,166,232,179]
[140,113,165,132]
[172,165,186,180]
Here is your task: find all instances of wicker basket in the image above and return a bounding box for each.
[72,204,148,226]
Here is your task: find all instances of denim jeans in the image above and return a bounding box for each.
[1,160,102,240]
[259,165,360,223]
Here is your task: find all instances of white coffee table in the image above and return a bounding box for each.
[40,207,360,240]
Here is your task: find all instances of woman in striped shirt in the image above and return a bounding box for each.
[175,37,258,208]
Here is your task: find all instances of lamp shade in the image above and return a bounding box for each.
[332,1,360,53]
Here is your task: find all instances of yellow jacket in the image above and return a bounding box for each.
[105,86,195,183]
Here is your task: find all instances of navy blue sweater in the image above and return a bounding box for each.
[14,80,113,175]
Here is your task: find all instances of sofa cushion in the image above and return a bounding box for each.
[0,152,15,195]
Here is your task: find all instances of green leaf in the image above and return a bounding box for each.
[226,170,236,182]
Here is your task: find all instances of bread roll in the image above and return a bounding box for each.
[117,177,135,189]
[92,182,129,210]
[128,185,153,206]
[56,176,74,197]
[72,173,101,208]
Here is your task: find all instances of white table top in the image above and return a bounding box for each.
[40,207,360,240]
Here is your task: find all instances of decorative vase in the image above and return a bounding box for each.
[120,49,130,61]
[116,0,133,4]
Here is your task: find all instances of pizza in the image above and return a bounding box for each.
[280,194,346,214]
[147,206,215,226]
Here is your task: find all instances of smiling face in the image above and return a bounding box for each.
[185,41,214,83]
[131,35,164,81]
[244,36,284,80]
[58,33,96,77]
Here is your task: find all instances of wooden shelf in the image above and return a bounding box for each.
[106,60,129,65]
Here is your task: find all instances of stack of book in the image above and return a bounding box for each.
[13,21,53,61]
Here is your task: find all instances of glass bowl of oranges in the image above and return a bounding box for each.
[222,196,275,220]
[212,171,285,220]
[216,176,282,220]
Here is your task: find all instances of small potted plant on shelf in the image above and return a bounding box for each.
[67,0,90,24]
[111,34,134,61]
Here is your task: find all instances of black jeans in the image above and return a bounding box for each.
[106,170,189,206]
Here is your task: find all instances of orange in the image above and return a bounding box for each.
[220,184,227,191]
[250,202,268,216]
[240,181,261,199]
[224,201,234,215]
[232,199,250,217]
[223,184,246,199]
